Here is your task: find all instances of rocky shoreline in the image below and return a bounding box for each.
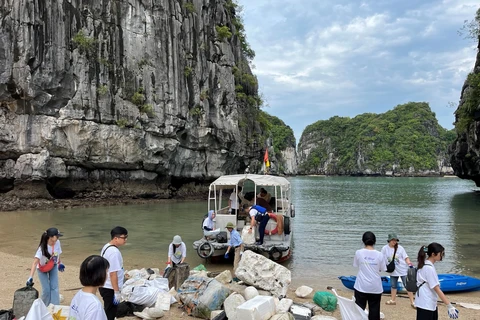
[0,193,203,212]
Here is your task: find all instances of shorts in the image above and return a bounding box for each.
[390,275,407,289]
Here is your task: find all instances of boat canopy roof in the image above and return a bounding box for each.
[209,174,290,188]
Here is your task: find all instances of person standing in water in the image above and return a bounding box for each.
[415,243,459,320]
[26,227,65,306]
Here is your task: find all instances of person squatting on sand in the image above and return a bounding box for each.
[353,231,387,320]
[381,233,416,308]
[26,227,65,306]
[415,242,459,320]
[99,226,128,320]
[69,255,110,320]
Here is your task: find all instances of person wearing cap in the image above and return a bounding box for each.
[26,227,65,306]
[381,233,415,308]
[167,235,186,267]
[99,226,128,320]
[225,222,243,281]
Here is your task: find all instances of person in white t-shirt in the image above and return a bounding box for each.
[353,231,387,320]
[69,255,110,320]
[228,186,242,214]
[99,226,128,320]
[416,243,459,320]
[381,233,415,308]
[26,227,65,306]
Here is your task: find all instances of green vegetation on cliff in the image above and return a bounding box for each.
[298,102,456,174]
[260,112,296,152]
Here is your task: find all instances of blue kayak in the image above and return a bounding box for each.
[339,274,480,293]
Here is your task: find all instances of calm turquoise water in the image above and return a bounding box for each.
[1,176,479,288]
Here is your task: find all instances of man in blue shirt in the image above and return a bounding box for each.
[225,222,243,281]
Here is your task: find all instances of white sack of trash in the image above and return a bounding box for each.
[122,269,177,308]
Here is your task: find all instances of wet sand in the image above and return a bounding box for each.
[2,251,479,319]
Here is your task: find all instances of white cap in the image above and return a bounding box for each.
[173,235,182,245]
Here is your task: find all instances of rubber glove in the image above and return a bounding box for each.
[228,208,232,214]
[224,252,229,259]
[26,277,34,287]
[113,291,121,305]
[58,263,65,272]
[447,304,459,319]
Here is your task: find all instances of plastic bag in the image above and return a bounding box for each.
[24,299,53,320]
[313,291,337,312]
[193,264,207,271]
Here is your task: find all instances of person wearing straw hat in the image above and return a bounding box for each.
[381,233,416,308]
[225,222,243,281]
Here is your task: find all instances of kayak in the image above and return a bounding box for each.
[338,274,480,293]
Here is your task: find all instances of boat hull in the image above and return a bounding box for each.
[338,274,480,293]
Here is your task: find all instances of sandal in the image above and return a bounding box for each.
[385,300,396,305]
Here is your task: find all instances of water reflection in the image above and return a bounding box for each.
[450,191,480,274]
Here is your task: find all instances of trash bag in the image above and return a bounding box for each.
[313,291,337,312]
[193,264,207,271]
[0,309,13,320]
[13,286,39,319]
[24,299,53,320]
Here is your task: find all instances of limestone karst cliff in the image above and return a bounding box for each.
[449,35,480,187]
[0,0,288,200]
[297,102,455,176]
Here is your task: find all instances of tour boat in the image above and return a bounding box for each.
[338,274,480,293]
[193,174,295,263]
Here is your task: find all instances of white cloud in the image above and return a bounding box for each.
[239,0,479,140]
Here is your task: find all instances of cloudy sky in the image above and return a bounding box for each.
[238,0,479,142]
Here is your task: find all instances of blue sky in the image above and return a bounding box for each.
[238,0,479,142]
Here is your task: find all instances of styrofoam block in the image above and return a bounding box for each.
[290,304,312,320]
[236,295,276,320]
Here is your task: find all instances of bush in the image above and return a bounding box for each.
[116,119,128,128]
[184,66,193,77]
[97,85,108,96]
[72,30,95,54]
[139,104,154,117]
[216,25,232,41]
[131,91,144,106]
[184,2,195,14]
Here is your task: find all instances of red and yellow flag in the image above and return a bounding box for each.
[264,148,270,168]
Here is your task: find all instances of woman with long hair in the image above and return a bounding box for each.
[353,231,387,320]
[26,227,65,306]
[416,243,459,320]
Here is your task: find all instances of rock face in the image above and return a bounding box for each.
[0,0,266,199]
[449,38,480,187]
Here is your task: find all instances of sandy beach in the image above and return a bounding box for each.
[2,251,479,319]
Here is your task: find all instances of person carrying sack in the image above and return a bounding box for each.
[381,233,415,308]
[248,205,269,245]
[26,227,65,306]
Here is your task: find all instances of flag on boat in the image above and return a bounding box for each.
[264,148,270,168]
